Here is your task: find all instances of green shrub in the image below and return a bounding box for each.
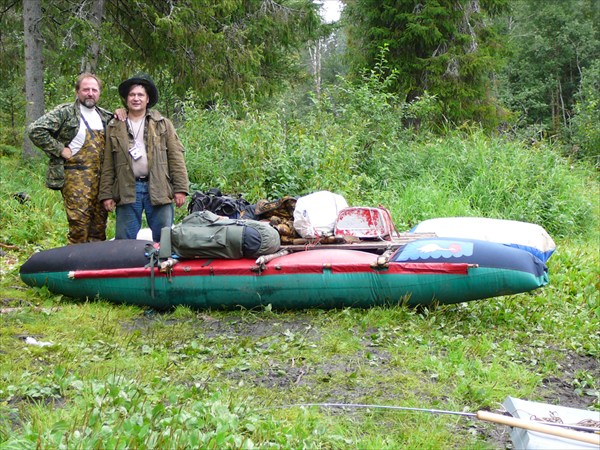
[179,82,597,240]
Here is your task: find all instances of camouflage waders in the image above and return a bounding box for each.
[62,129,107,244]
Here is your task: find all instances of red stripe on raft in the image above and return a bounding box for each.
[72,267,154,279]
[71,261,470,279]
[375,263,469,275]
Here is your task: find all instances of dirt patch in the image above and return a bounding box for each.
[539,352,599,409]
[199,313,320,340]
[123,311,321,340]
[120,311,598,448]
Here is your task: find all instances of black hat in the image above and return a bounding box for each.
[118,73,159,109]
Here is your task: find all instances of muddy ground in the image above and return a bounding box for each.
[131,311,600,449]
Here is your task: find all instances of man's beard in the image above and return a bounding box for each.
[82,98,96,108]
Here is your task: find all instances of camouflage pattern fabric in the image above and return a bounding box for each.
[254,196,297,219]
[45,156,65,190]
[27,100,114,189]
[27,101,114,159]
[61,129,107,244]
[254,196,299,243]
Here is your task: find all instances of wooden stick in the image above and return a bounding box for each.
[476,410,600,446]
[281,232,437,253]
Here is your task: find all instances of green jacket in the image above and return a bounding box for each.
[27,100,114,158]
[27,100,114,189]
[99,109,189,206]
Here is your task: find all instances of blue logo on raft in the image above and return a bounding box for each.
[399,240,474,261]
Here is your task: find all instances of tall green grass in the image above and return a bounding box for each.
[180,83,597,238]
[0,157,68,246]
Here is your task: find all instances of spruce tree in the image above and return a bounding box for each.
[342,0,509,127]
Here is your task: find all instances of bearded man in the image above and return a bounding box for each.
[28,73,115,244]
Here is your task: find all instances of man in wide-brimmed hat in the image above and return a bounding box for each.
[99,74,189,242]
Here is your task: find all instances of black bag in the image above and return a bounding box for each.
[188,188,251,219]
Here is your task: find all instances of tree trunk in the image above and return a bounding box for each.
[309,39,322,99]
[23,0,45,159]
[80,0,105,73]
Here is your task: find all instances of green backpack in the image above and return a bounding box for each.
[163,211,280,260]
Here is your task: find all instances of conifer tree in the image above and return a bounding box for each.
[342,0,509,127]
[104,0,322,103]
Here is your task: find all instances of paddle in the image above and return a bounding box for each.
[276,403,600,445]
[476,410,599,446]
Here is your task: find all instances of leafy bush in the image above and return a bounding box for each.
[179,73,598,240]
[2,63,597,248]
[0,84,26,146]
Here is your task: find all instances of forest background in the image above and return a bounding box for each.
[1,0,599,167]
[0,0,599,448]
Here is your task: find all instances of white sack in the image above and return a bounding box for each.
[293,190,348,238]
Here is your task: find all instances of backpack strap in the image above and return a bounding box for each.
[159,226,172,259]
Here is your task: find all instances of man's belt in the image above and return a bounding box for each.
[64,165,90,170]
[136,176,149,182]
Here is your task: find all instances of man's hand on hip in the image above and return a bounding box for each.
[61,147,72,159]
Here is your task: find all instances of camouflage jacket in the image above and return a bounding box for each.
[27,100,114,189]
[99,109,189,206]
[27,100,114,158]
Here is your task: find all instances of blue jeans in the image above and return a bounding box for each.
[115,181,173,242]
